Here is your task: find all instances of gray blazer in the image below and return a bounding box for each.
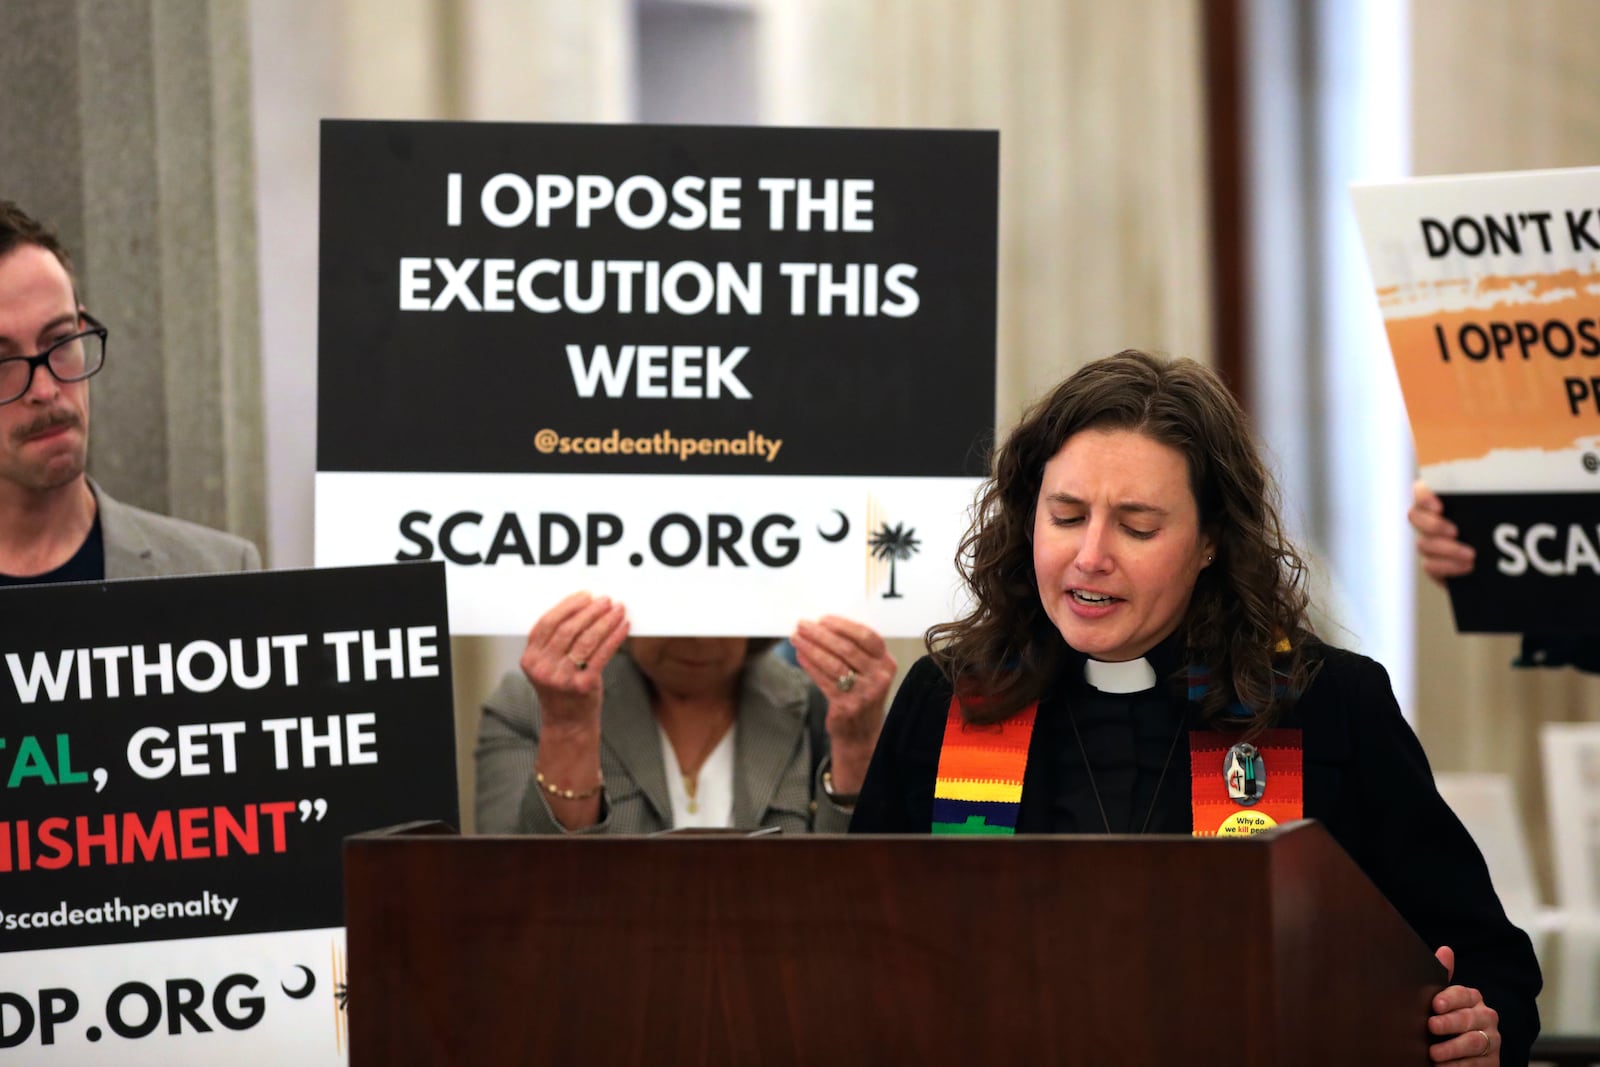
[475,650,852,835]
[95,481,261,578]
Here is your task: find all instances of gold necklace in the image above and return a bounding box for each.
[677,720,732,815]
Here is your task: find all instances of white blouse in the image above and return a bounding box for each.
[658,721,738,828]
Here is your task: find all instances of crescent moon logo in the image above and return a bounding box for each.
[282,964,316,999]
[818,510,850,542]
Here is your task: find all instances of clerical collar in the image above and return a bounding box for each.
[1083,656,1157,694]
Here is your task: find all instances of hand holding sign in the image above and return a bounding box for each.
[790,616,893,794]
[1409,481,1476,584]
[519,593,631,731]
[520,593,627,829]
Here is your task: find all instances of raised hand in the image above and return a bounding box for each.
[791,615,895,793]
[1409,480,1475,584]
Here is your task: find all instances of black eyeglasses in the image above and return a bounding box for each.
[0,312,107,405]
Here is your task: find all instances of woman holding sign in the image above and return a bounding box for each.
[849,352,1540,1065]
[476,608,892,836]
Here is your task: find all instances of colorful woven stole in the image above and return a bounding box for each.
[1188,728,1303,835]
[931,698,1038,835]
[1185,650,1302,836]
[929,649,1304,836]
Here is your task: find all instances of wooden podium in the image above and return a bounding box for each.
[344,821,1446,1066]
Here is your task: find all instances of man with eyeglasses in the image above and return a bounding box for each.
[0,201,259,584]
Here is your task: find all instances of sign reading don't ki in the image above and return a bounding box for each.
[1352,166,1600,634]
[315,120,998,636]
[0,563,457,1065]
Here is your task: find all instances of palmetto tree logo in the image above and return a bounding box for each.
[868,521,921,599]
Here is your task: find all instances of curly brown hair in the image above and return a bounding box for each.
[928,350,1317,730]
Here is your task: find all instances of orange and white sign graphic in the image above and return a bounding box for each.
[1352,167,1600,491]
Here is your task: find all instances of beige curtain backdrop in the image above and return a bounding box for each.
[1410,0,1600,900]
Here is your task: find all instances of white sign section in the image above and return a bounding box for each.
[0,929,345,1064]
[316,472,976,636]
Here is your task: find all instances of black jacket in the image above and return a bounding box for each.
[850,643,1542,1065]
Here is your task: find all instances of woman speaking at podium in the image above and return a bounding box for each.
[848,351,1540,1065]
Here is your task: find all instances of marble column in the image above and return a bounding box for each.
[0,0,264,546]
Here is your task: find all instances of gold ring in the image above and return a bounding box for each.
[568,654,588,671]
[836,669,857,693]
[1474,1029,1490,1057]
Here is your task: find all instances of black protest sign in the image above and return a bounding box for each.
[0,563,456,953]
[1438,491,1600,633]
[317,120,997,479]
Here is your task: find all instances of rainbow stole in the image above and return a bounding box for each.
[931,698,1039,835]
[1187,653,1303,835]
[931,652,1302,835]
[1188,728,1303,835]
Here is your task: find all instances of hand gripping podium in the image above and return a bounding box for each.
[344,821,1446,1066]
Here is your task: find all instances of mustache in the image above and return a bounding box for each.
[13,409,82,442]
